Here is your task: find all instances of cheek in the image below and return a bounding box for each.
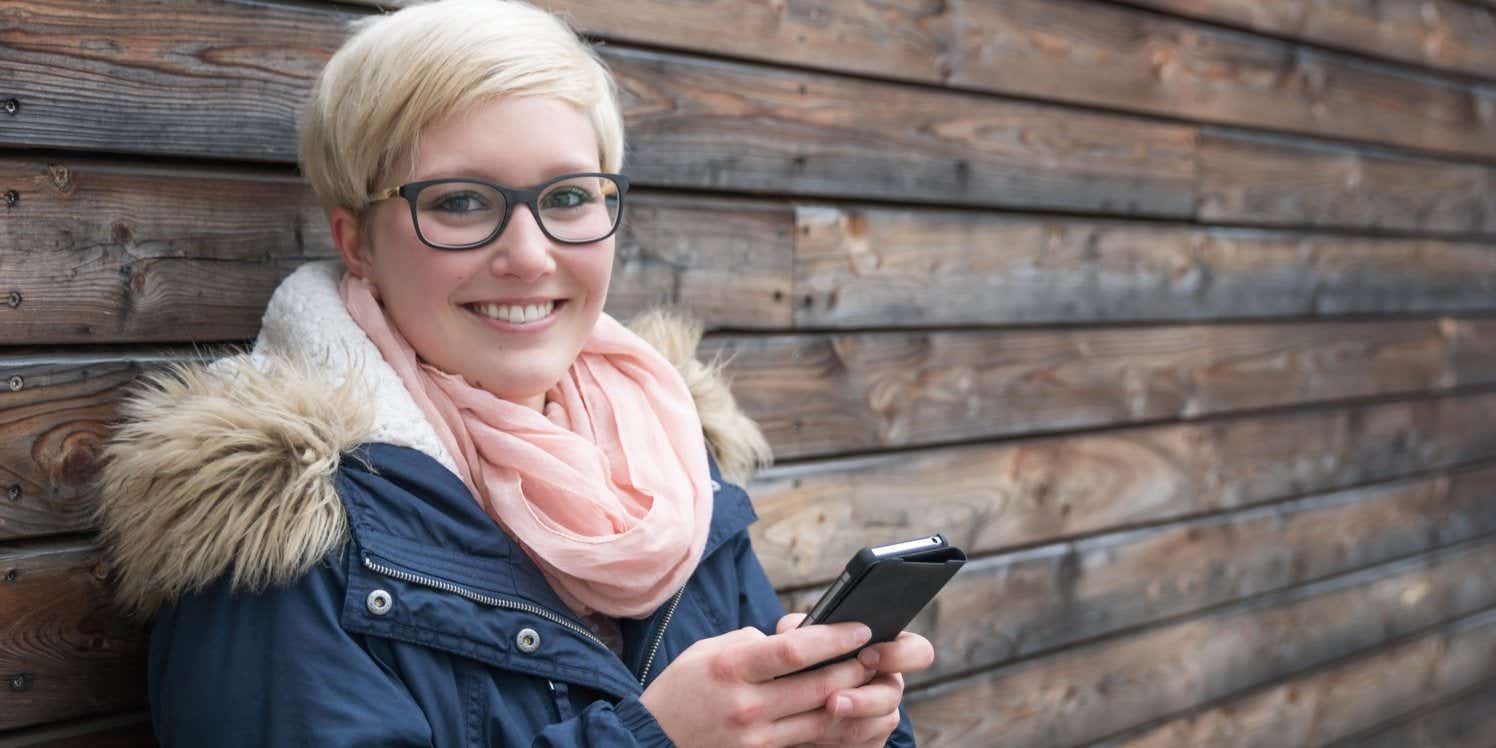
[572,244,615,308]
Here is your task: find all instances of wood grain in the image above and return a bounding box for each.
[1343,678,1496,748]
[903,536,1496,747]
[0,712,154,747]
[793,206,1496,327]
[750,390,1496,587]
[707,318,1496,459]
[1121,0,1496,82]
[0,542,146,732]
[951,0,1496,161]
[1108,606,1496,747]
[0,158,794,343]
[552,0,1496,159]
[783,464,1496,687]
[1198,129,1496,235]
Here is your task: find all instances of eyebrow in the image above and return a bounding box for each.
[413,163,600,183]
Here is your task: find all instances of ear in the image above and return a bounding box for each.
[329,207,375,281]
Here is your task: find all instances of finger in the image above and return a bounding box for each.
[857,631,934,674]
[760,656,873,719]
[826,672,903,720]
[731,622,872,682]
[763,704,837,747]
[776,612,809,635]
[817,708,903,747]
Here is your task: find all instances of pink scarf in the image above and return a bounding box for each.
[338,273,713,619]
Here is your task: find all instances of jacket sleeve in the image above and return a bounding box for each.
[731,531,918,747]
[531,698,672,747]
[147,552,435,747]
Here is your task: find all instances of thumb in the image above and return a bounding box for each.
[775,612,810,635]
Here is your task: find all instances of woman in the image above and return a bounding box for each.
[95,0,932,745]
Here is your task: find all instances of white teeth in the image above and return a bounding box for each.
[470,301,555,323]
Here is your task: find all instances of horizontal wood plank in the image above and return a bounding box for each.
[751,390,1496,587]
[1108,607,1496,746]
[0,158,794,343]
[794,206,1496,327]
[904,535,1496,746]
[547,0,1496,159]
[1342,678,1496,748]
[1120,0,1496,82]
[0,543,146,732]
[782,464,1496,687]
[708,318,1496,459]
[0,712,154,747]
[1198,129,1496,235]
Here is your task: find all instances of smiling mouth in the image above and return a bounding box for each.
[463,300,564,324]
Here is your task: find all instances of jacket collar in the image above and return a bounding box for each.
[95,260,770,617]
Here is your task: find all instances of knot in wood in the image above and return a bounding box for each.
[3,190,17,208]
[5,483,19,501]
[8,375,23,392]
[6,291,20,308]
[7,673,31,692]
[1,99,17,116]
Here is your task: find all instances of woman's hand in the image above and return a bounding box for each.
[775,613,934,747]
[639,621,880,747]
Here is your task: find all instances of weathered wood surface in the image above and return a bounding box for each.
[783,464,1496,687]
[903,535,1496,746]
[752,390,1496,587]
[9,157,1496,345]
[3,0,1196,218]
[709,318,1496,459]
[1343,678,1496,748]
[557,0,1496,159]
[1106,606,1496,747]
[0,542,146,732]
[0,158,794,343]
[0,712,154,747]
[1198,129,1496,235]
[6,320,1494,540]
[793,206,1496,327]
[1120,0,1496,81]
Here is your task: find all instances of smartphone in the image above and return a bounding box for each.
[789,534,966,673]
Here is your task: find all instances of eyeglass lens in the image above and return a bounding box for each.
[413,175,622,247]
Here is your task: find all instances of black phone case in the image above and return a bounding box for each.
[787,542,965,675]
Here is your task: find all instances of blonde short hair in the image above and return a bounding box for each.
[299,0,626,213]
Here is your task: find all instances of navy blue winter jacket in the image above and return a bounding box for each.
[96,262,917,746]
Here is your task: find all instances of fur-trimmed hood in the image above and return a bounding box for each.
[94,261,770,617]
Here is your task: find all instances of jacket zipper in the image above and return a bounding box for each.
[637,586,686,686]
[361,555,611,652]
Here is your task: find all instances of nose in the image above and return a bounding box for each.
[488,205,556,282]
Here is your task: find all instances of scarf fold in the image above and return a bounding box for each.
[339,273,713,619]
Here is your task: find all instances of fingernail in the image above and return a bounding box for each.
[856,624,873,642]
[858,648,880,669]
[833,695,852,718]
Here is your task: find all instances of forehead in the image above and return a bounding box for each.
[411,96,600,183]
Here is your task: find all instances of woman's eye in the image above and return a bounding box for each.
[541,187,593,210]
[429,192,490,213]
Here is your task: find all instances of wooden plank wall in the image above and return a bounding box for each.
[2,0,1495,744]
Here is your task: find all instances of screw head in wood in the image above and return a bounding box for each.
[2,569,15,582]
[5,483,19,501]
[5,291,19,308]
[1,99,17,116]
[8,376,23,392]
[7,673,31,692]
[3,191,17,208]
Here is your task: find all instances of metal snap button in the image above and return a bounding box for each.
[366,589,393,616]
[710,479,722,492]
[516,627,541,654]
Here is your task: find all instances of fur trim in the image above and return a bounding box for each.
[627,309,772,486]
[96,352,374,617]
[95,295,768,617]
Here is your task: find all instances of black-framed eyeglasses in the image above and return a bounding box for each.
[366,172,629,250]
